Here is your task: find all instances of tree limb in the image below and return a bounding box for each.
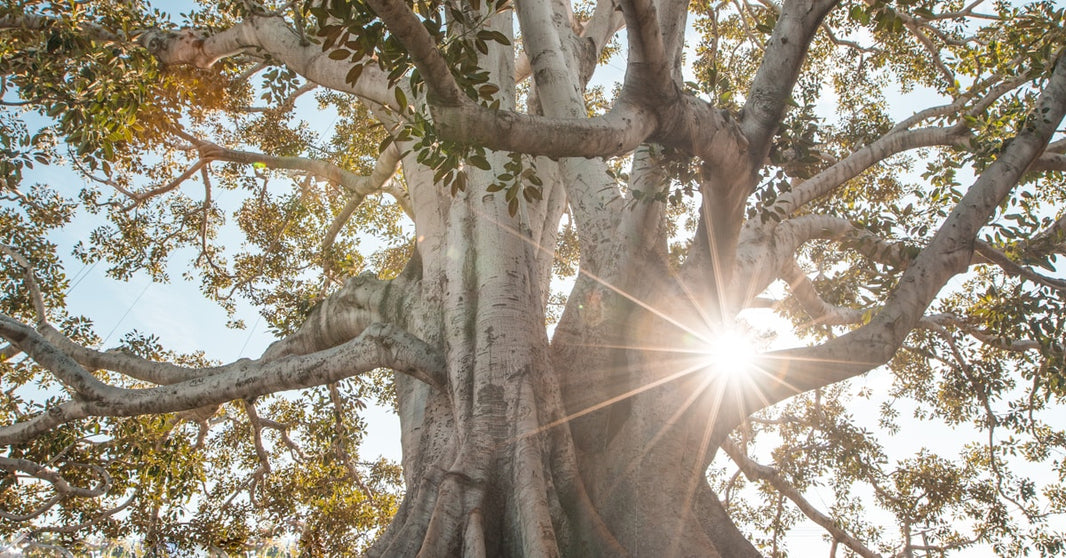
[0,457,111,498]
[773,214,915,269]
[924,313,1041,353]
[121,159,207,208]
[782,261,867,326]
[771,126,969,216]
[31,490,138,534]
[0,315,128,401]
[619,0,670,95]
[0,244,47,324]
[0,322,445,447]
[740,0,840,165]
[145,15,391,106]
[176,129,408,207]
[720,438,881,558]
[747,50,1066,415]
[972,241,1066,293]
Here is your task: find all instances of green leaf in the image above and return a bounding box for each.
[467,155,491,170]
[478,84,499,100]
[477,30,510,46]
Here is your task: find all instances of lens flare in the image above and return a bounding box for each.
[702,330,758,378]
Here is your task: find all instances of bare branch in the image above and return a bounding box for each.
[173,129,411,213]
[972,241,1066,293]
[720,438,881,558]
[31,491,138,534]
[900,19,953,84]
[240,81,317,113]
[924,313,1041,353]
[822,24,879,54]
[782,261,867,326]
[328,383,380,507]
[241,399,273,497]
[0,457,111,498]
[123,159,207,208]
[0,245,47,324]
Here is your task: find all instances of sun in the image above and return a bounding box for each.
[701,330,758,378]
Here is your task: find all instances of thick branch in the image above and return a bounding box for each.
[581,0,626,58]
[620,0,670,95]
[0,13,121,42]
[362,0,464,105]
[429,98,658,159]
[740,0,839,163]
[261,273,402,359]
[145,15,391,106]
[772,127,968,215]
[364,0,663,158]
[0,315,126,401]
[773,215,915,268]
[0,322,444,447]
[1031,151,1066,173]
[37,323,220,385]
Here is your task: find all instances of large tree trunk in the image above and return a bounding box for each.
[365,187,759,557]
[349,3,763,552]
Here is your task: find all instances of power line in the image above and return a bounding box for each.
[100,281,151,346]
[238,314,262,359]
[64,260,98,295]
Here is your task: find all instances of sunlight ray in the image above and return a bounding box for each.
[604,371,719,500]
[469,203,722,344]
[508,360,712,445]
[674,385,727,556]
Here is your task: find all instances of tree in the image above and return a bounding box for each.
[1,0,1065,555]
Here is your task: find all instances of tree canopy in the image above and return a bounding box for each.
[1,0,1065,555]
